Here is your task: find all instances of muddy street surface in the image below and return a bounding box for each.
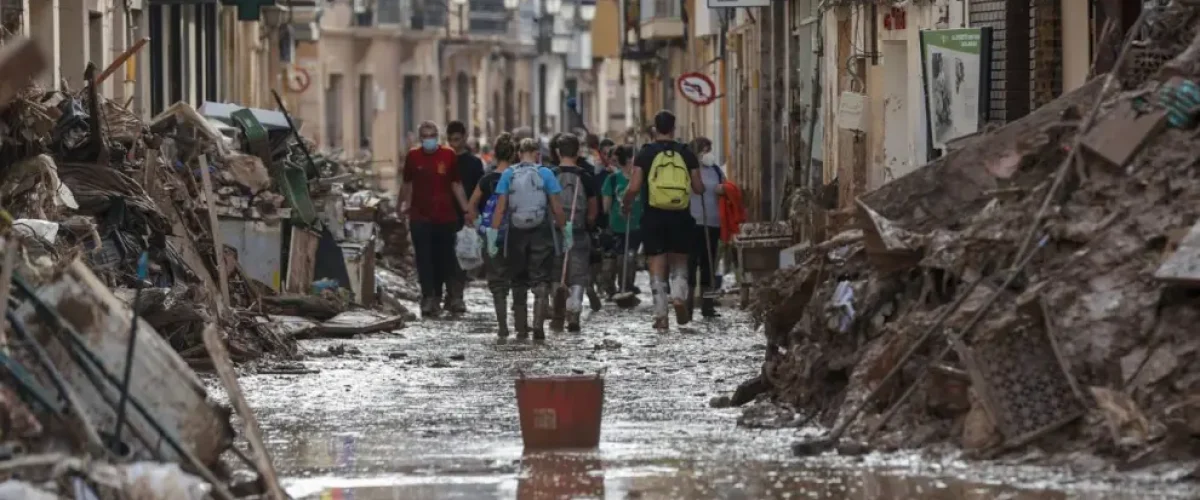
[225,282,1193,499]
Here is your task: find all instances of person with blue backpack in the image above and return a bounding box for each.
[486,138,568,342]
[468,132,517,341]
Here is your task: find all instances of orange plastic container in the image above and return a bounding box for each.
[515,373,605,449]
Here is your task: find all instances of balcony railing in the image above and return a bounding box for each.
[640,0,681,22]
[469,0,509,35]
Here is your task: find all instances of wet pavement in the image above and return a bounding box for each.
[225,282,1196,499]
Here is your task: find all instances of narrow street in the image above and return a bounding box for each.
[228,283,1190,500]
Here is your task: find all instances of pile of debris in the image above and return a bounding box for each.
[0,37,417,498]
[0,81,414,365]
[748,5,1200,469]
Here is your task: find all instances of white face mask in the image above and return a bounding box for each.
[701,152,717,166]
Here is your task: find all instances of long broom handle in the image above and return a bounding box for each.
[700,182,717,289]
[558,175,583,287]
[619,209,632,292]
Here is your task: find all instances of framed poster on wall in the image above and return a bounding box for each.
[918,28,993,158]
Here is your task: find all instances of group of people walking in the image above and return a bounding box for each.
[396,110,737,343]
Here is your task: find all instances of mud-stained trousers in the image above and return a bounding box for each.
[503,223,556,338]
[550,229,591,330]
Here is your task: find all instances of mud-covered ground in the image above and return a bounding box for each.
[216,282,1196,499]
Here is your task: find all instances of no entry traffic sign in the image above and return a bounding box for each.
[677,72,717,106]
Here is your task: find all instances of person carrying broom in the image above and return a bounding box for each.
[547,133,599,332]
[601,144,642,305]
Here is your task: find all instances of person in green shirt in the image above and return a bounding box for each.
[601,145,642,296]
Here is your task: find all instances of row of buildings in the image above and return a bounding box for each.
[8,0,1138,228]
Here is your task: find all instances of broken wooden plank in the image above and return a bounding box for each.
[1154,219,1200,286]
[316,311,405,337]
[13,259,233,466]
[201,324,286,500]
[285,228,319,294]
[198,155,231,315]
[1079,100,1167,169]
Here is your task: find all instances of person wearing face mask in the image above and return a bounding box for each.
[399,121,475,318]
[686,137,725,319]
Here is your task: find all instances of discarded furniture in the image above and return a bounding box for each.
[731,222,794,308]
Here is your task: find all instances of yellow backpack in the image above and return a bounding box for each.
[647,147,690,210]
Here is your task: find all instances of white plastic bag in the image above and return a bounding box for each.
[456,226,484,271]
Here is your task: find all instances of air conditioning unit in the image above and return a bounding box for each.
[353,0,368,14]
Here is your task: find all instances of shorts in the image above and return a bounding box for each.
[640,208,693,256]
[606,229,641,256]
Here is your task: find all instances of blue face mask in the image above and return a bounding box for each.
[421,138,438,152]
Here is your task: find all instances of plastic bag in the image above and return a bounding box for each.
[456,226,484,271]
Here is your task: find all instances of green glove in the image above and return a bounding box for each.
[485,227,500,257]
[563,222,574,250]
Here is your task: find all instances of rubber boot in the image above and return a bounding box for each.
[549,285,566,332]
[701,297,721,318]
[600,257,618,298]
[512,287,530,341]
[420,297,439,318]
[670,267,691,326]
[532,285,548,342]
[586,284,602,312]
[492,289,509,342]
[566,285,585,332]
[445,279,467,314]
[651,277,669,331]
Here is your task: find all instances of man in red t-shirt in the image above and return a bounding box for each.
[399,121,473,317]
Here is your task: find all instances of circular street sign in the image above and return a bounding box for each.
[677,72,717,106]
[285,66,311,93]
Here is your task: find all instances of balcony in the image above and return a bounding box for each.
[468,0,509,35]
[639,0,684,40]
[323,0,445,39]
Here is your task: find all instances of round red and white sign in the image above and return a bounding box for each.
[677,72,717,106]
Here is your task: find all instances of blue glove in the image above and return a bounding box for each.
[485,227,500,257]
[563,222,574,250]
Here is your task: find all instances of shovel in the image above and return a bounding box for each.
[612,211,639,309]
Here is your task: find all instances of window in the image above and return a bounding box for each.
[403,75,419,149]
[456,72,470,125]
[359,75,375,149]
[326,74,343,149]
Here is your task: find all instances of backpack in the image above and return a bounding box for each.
[506,163,549,229]
[647,145,691,210]
[556,168,589,228]
[479,191,503,235]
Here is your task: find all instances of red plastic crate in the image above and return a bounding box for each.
[515,374,605,449]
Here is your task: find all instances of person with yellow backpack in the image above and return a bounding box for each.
[621,111,706,331]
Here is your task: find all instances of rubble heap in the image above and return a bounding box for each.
[0,84,410,364]
[750,6,1200,468]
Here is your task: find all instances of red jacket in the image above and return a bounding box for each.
[718,181,745,243]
